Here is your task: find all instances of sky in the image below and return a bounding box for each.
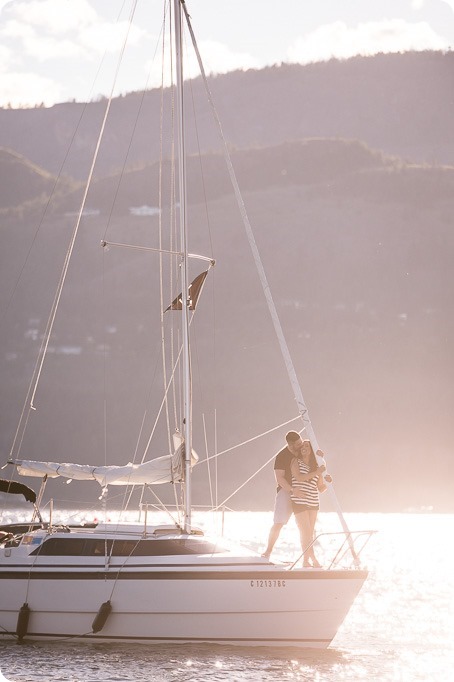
[1,0,454,108]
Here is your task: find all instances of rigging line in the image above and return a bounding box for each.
[182,6,314,437]
[137,305,204,469]
[101,241,181,256]
[212,453,277,512]
[215,407,218,509]
[124,410,149,513]
[8,236,75,458]
[186,35,215,260]
[101,2,168,245]
[167,0,179,432]
[122,310,177,482]
[182,3,358,565]
[198,415,302,464]
[113,1,172,514]
[186,42,218,500]
[107,532,152,599]
[100,242,213,261]
[7,3,134,459]
[7,9,136,462]
[202,413,214,508]
[162,0,182,521]
[159,0,173,459]
[0,0,131,332]
[24,0,141,415]
[140,328,184,463]
[8,4,139,462]
[103,253,108,469]
[145,484,181,527]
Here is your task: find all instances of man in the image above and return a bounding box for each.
[261,430,305,559]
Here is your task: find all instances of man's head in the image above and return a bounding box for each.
[285,430,303,454]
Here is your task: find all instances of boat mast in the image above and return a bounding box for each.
[174,0,192,533]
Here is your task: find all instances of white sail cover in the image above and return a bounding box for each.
[13,434,198,488]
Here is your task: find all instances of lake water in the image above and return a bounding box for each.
[0,511,453,681]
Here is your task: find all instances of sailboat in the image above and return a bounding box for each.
[0,0,373,647]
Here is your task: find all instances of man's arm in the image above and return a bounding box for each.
[275,467,304,498]
[275,469,292,492]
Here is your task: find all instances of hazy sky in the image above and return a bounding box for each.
[1,0,454,108]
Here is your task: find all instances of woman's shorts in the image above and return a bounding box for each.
[273,488,293,524]
[292,503,319,514]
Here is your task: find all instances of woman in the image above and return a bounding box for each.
[290,440,329,567]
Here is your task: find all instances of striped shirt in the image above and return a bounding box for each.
[291,459,319,508]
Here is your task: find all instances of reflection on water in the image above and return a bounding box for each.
[1,642,354,682]
[1,512,454,681]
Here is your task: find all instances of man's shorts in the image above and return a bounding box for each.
[273,488,293,524]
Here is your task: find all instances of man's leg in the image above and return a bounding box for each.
[262,523,283,558]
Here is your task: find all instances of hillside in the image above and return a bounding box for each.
[0,148,76,213]
[3,137,454,218]
[0,51,454,182]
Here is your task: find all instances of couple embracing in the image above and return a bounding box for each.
[262,431,331,567]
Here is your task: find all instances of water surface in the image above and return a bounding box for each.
[1,512,453,681]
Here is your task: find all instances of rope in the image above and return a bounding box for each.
[0,1,130,332]
[159,1,173,460]
[204,416,302,511]
[8,0,141,464]
[198,415,301,464]
[202,413,214,508]
[181,3,359,565]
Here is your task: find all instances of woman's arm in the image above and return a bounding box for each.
[317,478,327,493]
[315,450,331,492]
[291,458,326,482]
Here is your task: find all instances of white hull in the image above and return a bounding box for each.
[0,527,367,648]
[0,533,367,647]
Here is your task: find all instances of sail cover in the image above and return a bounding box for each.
[11,436,198,488]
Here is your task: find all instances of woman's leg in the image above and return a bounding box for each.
[262,523,283,558]
[295,510,313,566]
[307,509,321,567]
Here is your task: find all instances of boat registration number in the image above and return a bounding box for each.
[250,579,286,588]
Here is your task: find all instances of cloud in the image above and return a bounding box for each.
[80,21,145,55]
[8,0,97,34]
[287,19,449,64]
[3,19,86,60]
[142,40,260,87]
[1,0,146,62]
[0,71,63,107]
[144,39,260,90]
[195,40,260,75]
[0,42,11,71]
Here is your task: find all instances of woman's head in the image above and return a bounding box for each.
[298,439,317,469]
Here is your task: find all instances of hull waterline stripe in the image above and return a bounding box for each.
[0,569,367,580]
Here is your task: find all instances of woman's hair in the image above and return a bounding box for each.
[299,439,318,471]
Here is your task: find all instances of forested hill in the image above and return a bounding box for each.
[2,137,454,219]
[0,50,453,181]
